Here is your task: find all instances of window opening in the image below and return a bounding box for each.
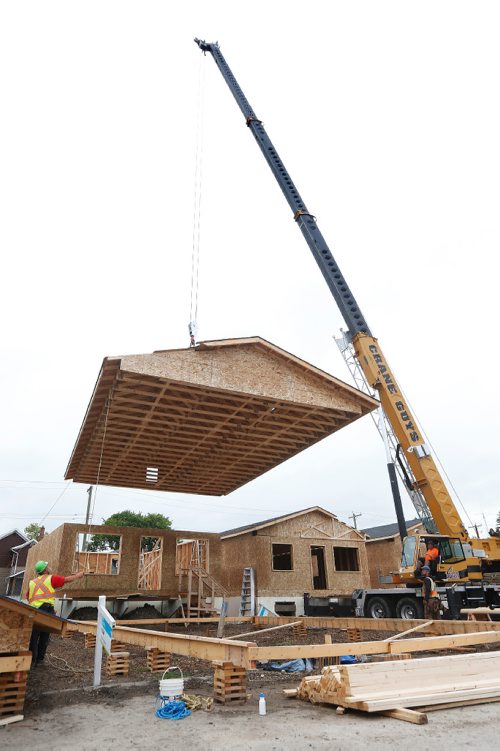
[175,539,209,575]
[333,546,359,572]
[272,543,293,571]
[74,532,121,575]
[439,538,465,564]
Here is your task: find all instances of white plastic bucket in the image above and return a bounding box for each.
[159,667,184,699]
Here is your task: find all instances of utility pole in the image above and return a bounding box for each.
[349,512,362,530]
[82,486,93,552]
[468,523,481,537]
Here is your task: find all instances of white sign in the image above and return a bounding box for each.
[93,595,116,688]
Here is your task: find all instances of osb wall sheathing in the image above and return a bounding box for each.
[24,524,66,590]
[221,510,370,597]
[0,607,33,653]
[23,523,224,599]
[65,338,378,495]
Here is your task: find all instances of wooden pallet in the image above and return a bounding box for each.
[213,662,247,704]
[146,647,171,672]
[292,621,307,637]
[0,670,28,719]
[111,640,127,652]
[317,634,339,669]
[105,652,130,677]
[84,633,96,649]
[346,628,362,643]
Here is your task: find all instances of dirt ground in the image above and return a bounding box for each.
[3,619,500,749]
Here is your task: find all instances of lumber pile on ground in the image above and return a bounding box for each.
[294,651,500,721]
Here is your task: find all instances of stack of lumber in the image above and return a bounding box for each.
[295,651,500,715]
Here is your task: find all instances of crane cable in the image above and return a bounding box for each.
[189,53,206,347]
[399,385,474,528]
[80,394,113,575]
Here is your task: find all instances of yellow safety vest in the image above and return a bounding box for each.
[28,574,56,608]
[422,575,439,599]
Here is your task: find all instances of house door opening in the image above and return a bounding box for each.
[311,546,327,589]
[137,536,163,590]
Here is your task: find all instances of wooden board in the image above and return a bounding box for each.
[74,622,256,668]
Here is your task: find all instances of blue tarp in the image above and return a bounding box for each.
[261,658,314,672]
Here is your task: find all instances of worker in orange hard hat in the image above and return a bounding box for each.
[27,560,88,666]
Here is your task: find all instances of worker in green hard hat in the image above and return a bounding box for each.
[27,560,88,666]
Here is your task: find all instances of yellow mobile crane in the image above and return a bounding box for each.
[196,39,500,618]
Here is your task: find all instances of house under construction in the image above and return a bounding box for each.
[22,507,369,618]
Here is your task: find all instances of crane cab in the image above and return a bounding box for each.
[397,533,479,585]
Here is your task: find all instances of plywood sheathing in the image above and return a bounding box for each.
[23,523,223,599]
[220,508,370,597]
[64,337,378,495]
[22,510,369,600]
[0,596,68,654]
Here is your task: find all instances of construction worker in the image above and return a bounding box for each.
[424,540,440,572]
[421,564,441,620]
[27,560,87,666]
[416,540,440,576]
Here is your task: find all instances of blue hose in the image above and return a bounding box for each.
[155,698,191,720]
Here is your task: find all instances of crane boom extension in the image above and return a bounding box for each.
[195,39,470,542]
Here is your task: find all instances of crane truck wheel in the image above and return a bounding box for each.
[365,596,392,619]
[395,597,423,620]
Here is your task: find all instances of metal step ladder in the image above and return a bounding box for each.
[239,567,255,617]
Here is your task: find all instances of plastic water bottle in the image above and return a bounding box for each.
[259,692,266,715]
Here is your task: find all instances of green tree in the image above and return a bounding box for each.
[24,522,42,541]
[86,510,172,551]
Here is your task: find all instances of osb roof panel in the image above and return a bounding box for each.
[65,337,378,496]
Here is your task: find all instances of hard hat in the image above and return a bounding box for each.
[34,560,48,574]
[421,565,431,571]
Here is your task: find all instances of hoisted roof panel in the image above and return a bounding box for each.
[65,337,378,495]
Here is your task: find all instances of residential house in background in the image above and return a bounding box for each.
[0,529,37,597]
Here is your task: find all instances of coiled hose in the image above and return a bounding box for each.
[155,697,191,720]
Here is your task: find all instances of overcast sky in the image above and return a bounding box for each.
[1,1,499,542]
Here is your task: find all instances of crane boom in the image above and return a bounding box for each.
[195,38,471,543]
